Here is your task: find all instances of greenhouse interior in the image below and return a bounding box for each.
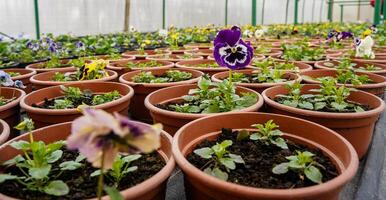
[0,0,386,199]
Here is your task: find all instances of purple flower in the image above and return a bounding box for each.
[75,41,84,49]
[354,37,361,47]
[339,32,353,40]
[48,42,57,53]
[0,36,3,42]
[213,26,254,70]
[327,30,338,39]
[370,25,377,34]
[0,71,14,87]
[14,80,26,89]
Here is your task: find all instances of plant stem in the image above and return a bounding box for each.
[97,150,105,200]
[228,69,233,84]
[28,130,34,143]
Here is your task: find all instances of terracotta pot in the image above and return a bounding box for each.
[184,49,213,58]
[85,55,135,63]
[161,47,199,55]
[352,55,386,64]
[107,60,174,77]
[262,84,385,158]
[146,54,203,63]
[0,87,25,138]
[30,69,118,90]
[271,54,328,66]
[25,59,76,74]
[314,60,386,77]
[172,112,358,200]
[121,50,171,60]
[184,43,212,49]
[207,54,265,62]
[247,60,313,73]
[212,69,302,93]
[144,84,264,135]
[3,68,36,93]
[119,68,204,122]
[300,69,386,97]
[20,82,134,128]
[0,121,175,200]
[175,59,227,76]
[0,119,10,145]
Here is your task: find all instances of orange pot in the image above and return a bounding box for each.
[184,43,212,49]
[121,50,171,60]
[0,121,175,200]
[146,54,203,63]
[144,84,264,135]
[184,49,213,59]
[212,69,302,93]
[107,60,174,77]
[315,60,386,77]
[300,69,386,97]
[0,119,10,145]
[20,82,134,128]
[0,87,25,138]
[25,59,76,73]
[30,69,118,90]
[175,59,227,76]
[262,84,385,158]
[172,112,358,200]
[119,68,204,122]
[3,68,36,93]
[247,60,313,73]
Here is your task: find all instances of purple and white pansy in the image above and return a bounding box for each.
[213,26,254,70]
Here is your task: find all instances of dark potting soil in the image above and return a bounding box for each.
[187,128,339,189]
[0,149,165,200]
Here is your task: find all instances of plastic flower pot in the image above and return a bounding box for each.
[0,121,175,200]
[119,68,204,123]
[107,60,174,77]
[184,49,213,59]
[248,60,313,73]
[172,112,358,200]
[184,43,212,49]
[3,68,36,93]
[121,50,171,60]
[20,82,134,128]
[30,69,118,90]
[352,55,386,65]
[262,84,385,158]
[0,119,10,145]
[175,59,228,76]
[146,54,204,63]
[300,69,386,97]
[212,69,302,93]
[207,54,265,62]
[0,87,25,138]
[314,60,386,77]
[270,54,330,67]
[86,55,135,63]
[162,47,199,54]
[26,59,76,74]
[144,84,264,135]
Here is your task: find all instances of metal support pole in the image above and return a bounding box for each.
[285,0,290,24]
[327,0,333,22]
[34,0,40,39]
[383,0,386,20]
[162,0,166,29]
[261,0,266,24]
[252,0,257,25]
[294,0,299,25]
[374,0,381,24]
[225,0,228,25]
[340,4,344,23]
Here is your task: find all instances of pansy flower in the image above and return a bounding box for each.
[213,26,254,70]
[67,109,161,169]
[14,80,26,89]
[0,70,14,87]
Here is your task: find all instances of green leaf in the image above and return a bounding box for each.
[122,154,141,163]
[0,174,19,183]
[219,158,236,170]
[47,150,63,163]
[304,166,323,184]
[59,161,82,171]
[314,102,326,110]
[229,154,245,164]
[331,102,347,111]
[298,101,314,110]
[90,170,101,177]
[355,106,365,112]
[219,140,232,148]
[187,105,201,113]
[29,165,51,179]
[204,167,228,181]
[249,133,261,140]
[75,154,86,162]
[43,180,69,196]
[104,186,124,200]
[193,147,214,159]
[288,161,304,169]
[9,140,30,150]
[3,155,25,166]
[272,163,289,174]
[272,138,288,149]
[236,130,249,141]
[123,166,138,174]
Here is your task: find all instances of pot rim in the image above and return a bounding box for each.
[172,112,359,197]
[25,59,77,72]
[107,60,175,71]
[144,84,264,120]
[0,119,10,145]
[4,68,37,80]
[0,121,175,200]
[20,82,134,115]
[262,84,385,119]
[0,87,26,112]
[119,68,204,88]
[175,59,227,72]
[145,54,204,62]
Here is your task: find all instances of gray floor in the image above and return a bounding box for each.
[165,96,386,200]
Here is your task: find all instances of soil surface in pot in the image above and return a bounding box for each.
[187,129,338,189]
[132,70,192,83]
[0,149,165,200]
[228,73,293,83]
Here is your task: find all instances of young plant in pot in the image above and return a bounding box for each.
[20,82,134,128]
[262,80,385,158]
[0,109,175,200]
[301,69,386,97]
[249,58,313,73]
[119,68,204,122]
[0,71,27,138]
[107,59,174,77]
[145,26,263,135]
[212,64,302,93]
[121,40,171,60]
[175,59,228,76]
[30,60,118,90]
[146,54,203,63]
[275,41,327,65]
[172,112,359,200]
